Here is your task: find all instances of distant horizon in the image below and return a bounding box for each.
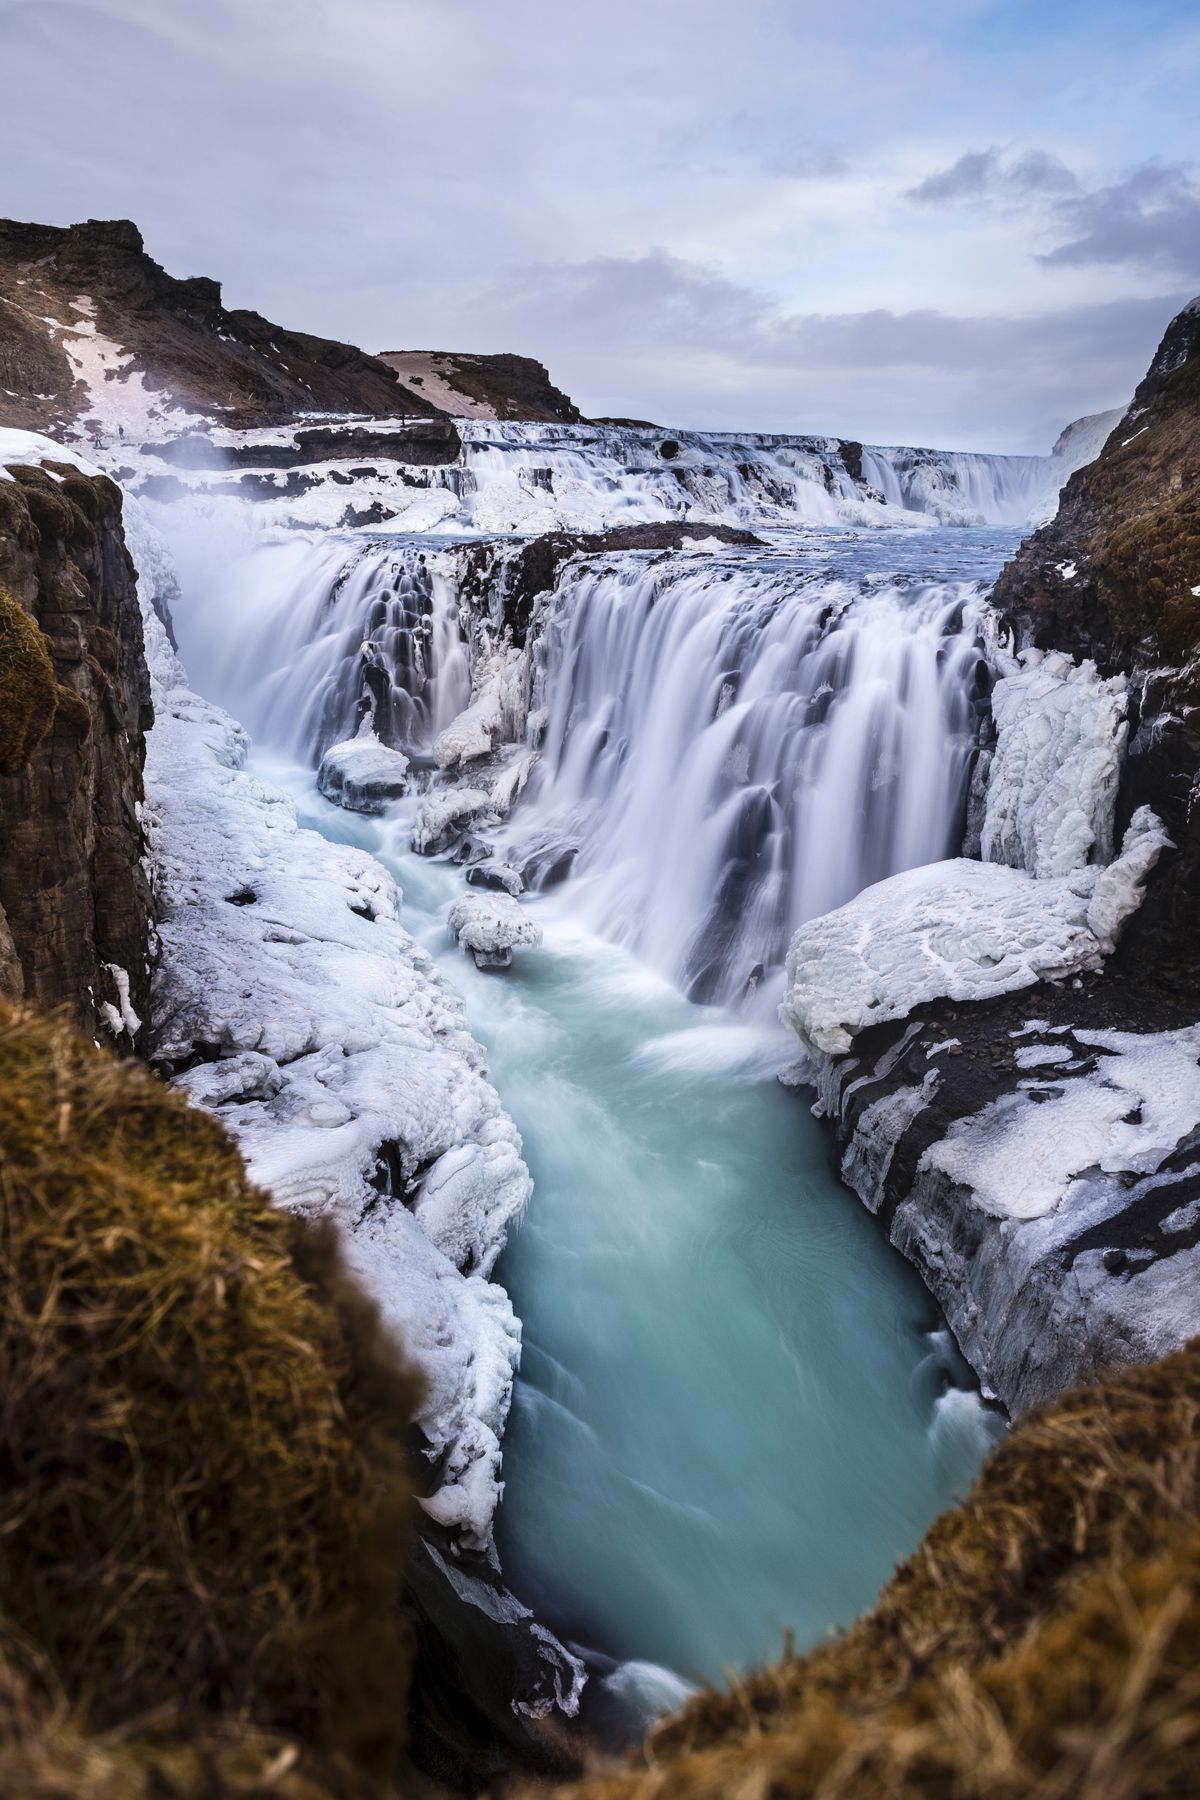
[4,0,1197,452]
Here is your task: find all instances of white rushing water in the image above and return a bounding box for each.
[495,544,990,1003]
[144,408,1113,539]
[175,524,1002,1007]
[163,517,1013,1720]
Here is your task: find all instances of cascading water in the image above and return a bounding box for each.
[438,420,1094,534]
[181,534,472,759]
[162,513,1017,1712]
[496,547,990,1004]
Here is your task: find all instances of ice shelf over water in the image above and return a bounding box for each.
[781,810,1171,1057]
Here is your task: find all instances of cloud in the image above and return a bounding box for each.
[1,0,1196,446]
[475,250,1186,448]
[906,148,1079,205]
[1038,161,1200,279]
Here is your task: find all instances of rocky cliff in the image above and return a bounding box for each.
[993,297,1200,1002]
[377,350,582,423]
[0,217,585,438]
[0,216,421,432]
[0,449,151,1037]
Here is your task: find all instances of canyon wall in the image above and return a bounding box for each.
[0,446,151,1037]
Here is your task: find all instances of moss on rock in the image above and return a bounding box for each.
[0,1002,424,1792]
[52,681,91,740]
[0,585,57,773]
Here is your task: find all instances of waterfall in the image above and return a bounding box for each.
[432,421,1090,535]
[166,523,997,1011]
[495,551,990,1004]
[178,536,472,760]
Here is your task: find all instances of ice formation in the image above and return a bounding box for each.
[981,650,1129,877]
[780,810,1171,1057]
[316,726,410,813]
[82,408,1112,544]
[434,638,526,770]
[412,786,493,855]
[448,893,543,969]
[124,500,531,1550]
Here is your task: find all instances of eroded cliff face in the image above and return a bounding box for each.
[0,216,418,433]
[0,456,151,1037]
[993,297,1200,1000]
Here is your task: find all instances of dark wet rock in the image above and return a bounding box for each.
[480,521,764,647]
[0,460,152,1037]
[405,1526,585,1789]
[376,349,581,423]
[0,215,426,431]
[838,439,865,484]
[466,859,524,896]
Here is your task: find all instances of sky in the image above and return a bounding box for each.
[3,0,1198,449]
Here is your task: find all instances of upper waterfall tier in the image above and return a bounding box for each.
[127,412,1112,538]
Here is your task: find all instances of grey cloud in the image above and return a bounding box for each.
[477,250,1184,448]
[906,148,1078,205]
[1038,162,1200,279]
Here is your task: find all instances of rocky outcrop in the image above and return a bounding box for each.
[0,455,151,1037]
[0,216,422,431]
[457,521,764,648]
[376,349,582,423]
[993,297,1200,1001]
[797,977,1200,1414]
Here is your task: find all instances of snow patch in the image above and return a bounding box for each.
[780,811,1169,1058]
[919,1025,1200,1220]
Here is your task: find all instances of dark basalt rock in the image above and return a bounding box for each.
[992,295,1200,1004]
[838,438,865,484]
[481,521,764,647]
[405,1526,585,1789]
[0,460,152,1038]
[376,349,582,424]
[0,214,430,431]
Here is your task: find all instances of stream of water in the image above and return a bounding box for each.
[174,520,1015,1711]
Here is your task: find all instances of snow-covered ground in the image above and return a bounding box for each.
[781,809,1170,1058]
[113,493,533,1551]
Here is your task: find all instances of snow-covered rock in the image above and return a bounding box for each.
[130,505,530,1551]
[412,786,492,855]
[448,894,543,970]
[981,650,1128,877]
[780,808,1171,1057]
[807,997,1200,1414]
[316,727,410,814]
[920,1024,1200,1221]
[434,638,526,770]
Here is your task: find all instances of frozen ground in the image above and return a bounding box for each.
[121,495,532,1551]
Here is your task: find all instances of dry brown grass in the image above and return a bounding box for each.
[0,584,57,773]
[530,1342,1200,1799]
[0,1000,425,1795]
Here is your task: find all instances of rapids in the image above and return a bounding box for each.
[165,520,1016,1719]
